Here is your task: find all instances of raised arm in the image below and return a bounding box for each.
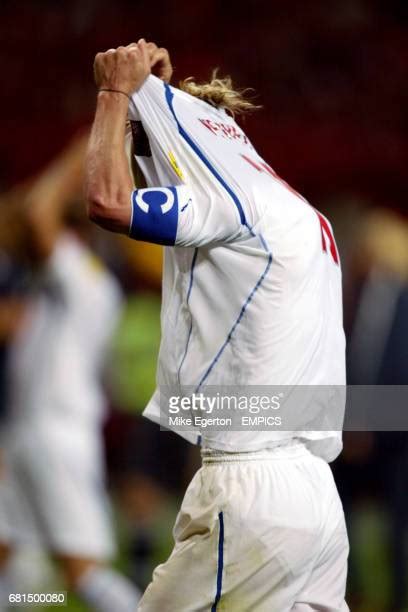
[0,133,88,262]
[24,133,88,260]
[85,40,172,234]
[86,41,244,249]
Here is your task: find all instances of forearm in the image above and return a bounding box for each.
[24,133,88,257]
[85,91,133,233]
[30,133,87,210]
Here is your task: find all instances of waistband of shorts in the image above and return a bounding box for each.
[201,439,310,464]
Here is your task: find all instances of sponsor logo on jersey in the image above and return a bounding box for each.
[168,150,184,180]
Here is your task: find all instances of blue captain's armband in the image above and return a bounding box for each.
[129,186,180,245]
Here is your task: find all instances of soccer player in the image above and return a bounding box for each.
[0,137,141,612]
[85,40,349,611]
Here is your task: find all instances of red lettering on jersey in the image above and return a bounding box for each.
[199,118,252,145]
[219,123,230,138]
[199,118,219,134]
[240,154,305,201]
[230,125,241,140]
[315,211,339,264]
[241,154,339,265]
[240,153,263,172]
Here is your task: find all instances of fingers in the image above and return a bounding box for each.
[93,38,171,91]
[127,39,172,82]
[93,42,151,94]
[151,47,172,82]
[138,39,151,75]
[142,41,159,59]
[137,39,172,82]
[96,40,170,72]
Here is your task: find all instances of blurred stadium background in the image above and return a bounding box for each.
[0,1,407,610]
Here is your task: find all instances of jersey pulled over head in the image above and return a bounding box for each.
[127,75,346,462]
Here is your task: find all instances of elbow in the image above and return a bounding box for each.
[86,195,108,226]
[86,192,130,234]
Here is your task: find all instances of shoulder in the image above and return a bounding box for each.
[51,232,121,302]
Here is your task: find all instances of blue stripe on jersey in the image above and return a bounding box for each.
[177,248,198,384]
[211,512,225,612]
[164,83,247,227]
[130,186,179,246]
[163,82,273,389]
[196,239,273,391]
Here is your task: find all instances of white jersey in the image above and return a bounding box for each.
[7,232,122,431]
[128,76,346,461]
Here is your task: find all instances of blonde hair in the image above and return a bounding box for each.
[179,70,260,116]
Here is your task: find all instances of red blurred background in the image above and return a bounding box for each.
[1,0,407,212]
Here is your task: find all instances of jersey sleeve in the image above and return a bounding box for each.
[128,76,247,248]
[129,183,243,248]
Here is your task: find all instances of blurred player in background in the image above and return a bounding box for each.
[344,209,408,612]
[85,40,348,610]
[0,138,141,611]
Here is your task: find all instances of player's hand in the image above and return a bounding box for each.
[94,40,151,95]
[143,41,173,83]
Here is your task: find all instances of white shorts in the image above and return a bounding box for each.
[138,441,349,612]
[0,425,115,560]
